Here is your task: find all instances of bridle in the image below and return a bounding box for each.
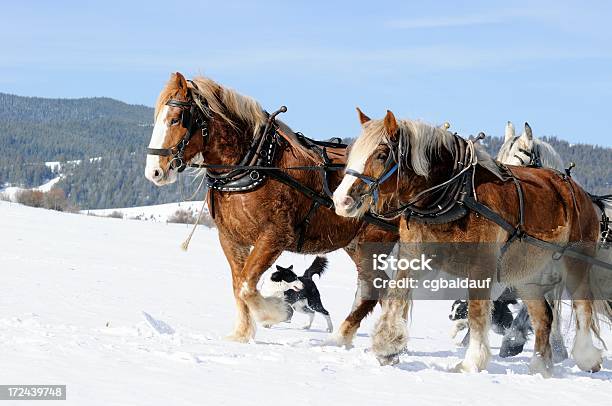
[345,141,399,206]
[146,87,212,173]
[507,136,542,167]
[346,133,482,221]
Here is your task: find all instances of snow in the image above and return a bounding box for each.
[0,201,610,405]
[45,157,102,172]
[0,176,62,202]
[83,201,208,222]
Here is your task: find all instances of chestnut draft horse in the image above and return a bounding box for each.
[333,109,608,375]
[145,73,397,344]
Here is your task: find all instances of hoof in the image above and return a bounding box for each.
[251,297,291,327]
[499,343,525,358]
[529,354,553,378]
[377,353,400,366]
[551,344,569,364]
[575,355,602,373]
[323,334,354,348]
[452,361,478,373]
[224,333,251,343]
[572,342,603,373]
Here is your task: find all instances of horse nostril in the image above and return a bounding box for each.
[341,196,354,207]
[153,169,163,180]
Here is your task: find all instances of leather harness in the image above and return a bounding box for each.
[147,91,396,252]
[346,132,612,278]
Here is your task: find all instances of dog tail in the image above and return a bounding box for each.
[302,256,328,280]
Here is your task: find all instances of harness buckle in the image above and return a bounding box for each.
[249,171,260,180]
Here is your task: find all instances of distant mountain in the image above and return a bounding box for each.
[0,92,609,209]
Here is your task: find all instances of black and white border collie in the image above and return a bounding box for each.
[268,256,333,332]
[449,296,516,347]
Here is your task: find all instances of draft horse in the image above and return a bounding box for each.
[145,73,397,343]
[333,109,606,375]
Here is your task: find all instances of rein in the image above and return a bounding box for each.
[350,131,612,274]
[353,133,483,222]
[146,88,398,250]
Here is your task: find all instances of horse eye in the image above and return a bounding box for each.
[376,152,388,161]
[170,118,180,126]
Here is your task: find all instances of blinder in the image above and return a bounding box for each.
[508,136,542,167]
[147,93,211,173]
[345,141,399,205]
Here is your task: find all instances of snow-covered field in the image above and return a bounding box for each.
[83,201,207,222]
[0,176,62,202]
[1,201,610,405]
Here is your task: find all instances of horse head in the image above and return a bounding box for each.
[333,109,401,218]
[333,109,458,219]
[145,72,210,185]
[497,122,540,167]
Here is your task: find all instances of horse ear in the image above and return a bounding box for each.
[173,72,189,92]
[505,121,515,141]
[524,122,533,140]
[288,265,293,270]
[356,107,371,125]
[275,265,282,271]
[384,110,398,139]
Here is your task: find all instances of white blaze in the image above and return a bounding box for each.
[145,106,169,183]
[332,143,371,211]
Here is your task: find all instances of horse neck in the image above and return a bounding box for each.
[203,118,255,165]
[397,147,456,207]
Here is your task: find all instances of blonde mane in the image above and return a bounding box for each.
[349,118,456,177]
[155,75,267,130]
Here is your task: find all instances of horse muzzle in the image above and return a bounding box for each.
[333,194,365,217]
[145,156,178,186]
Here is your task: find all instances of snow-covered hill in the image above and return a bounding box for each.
[82,201,208,222]
[0,201,610,405]
[0,176,62,202]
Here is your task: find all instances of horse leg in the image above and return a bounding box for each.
[372,298,410,365]
[547,293,568,363]
[238,238,290,327]
[218,234,254,342]
[333,244,377,346]
[454,297,491,372]
[523,298,554,376]
[334,278,377,347]
[564,258,602,372]
[335,234,397,347]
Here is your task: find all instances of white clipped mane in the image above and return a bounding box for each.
[348,118,457,177]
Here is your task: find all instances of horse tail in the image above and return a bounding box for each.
[302,256,329,280]
[591,300,610,350]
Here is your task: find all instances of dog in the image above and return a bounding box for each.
[449,294,516,347]
[268,256,333,332]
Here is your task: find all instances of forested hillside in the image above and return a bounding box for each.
[0,93,195,208]
[0,92,610,209]
[480,135,611,195]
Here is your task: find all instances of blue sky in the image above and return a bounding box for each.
[1,0,611,146]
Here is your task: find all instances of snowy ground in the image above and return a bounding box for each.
[83,201,207,222]
[0,176,62,202]
[0,201,610,405]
